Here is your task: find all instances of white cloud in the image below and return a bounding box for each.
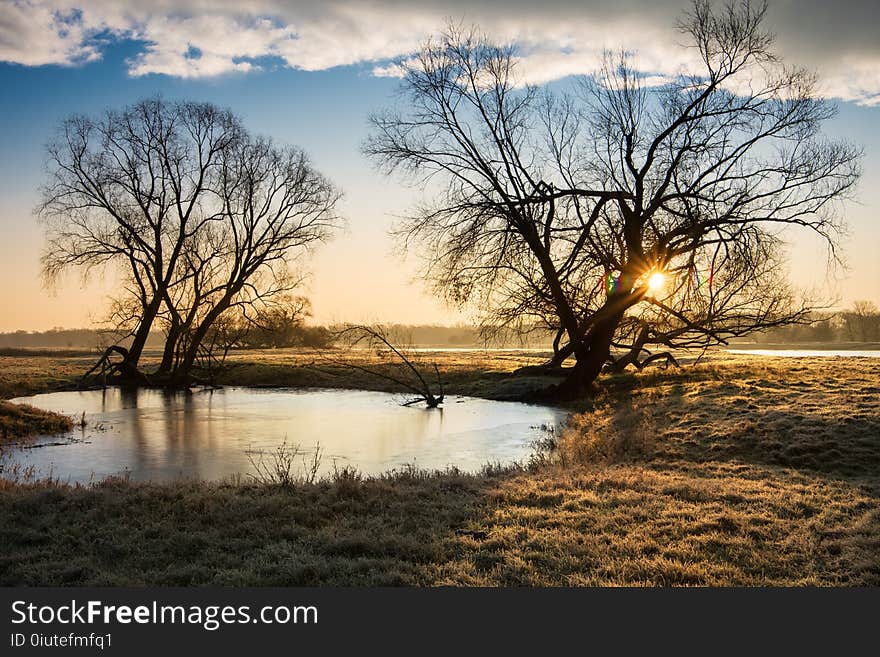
[0,1,102,66]
[371,61,408,79]
[819,57,880,107]
[125,14,288,77]
[1,0,879,106]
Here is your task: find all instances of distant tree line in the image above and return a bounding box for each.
[749,301,880,344]
[4,301,877,352]
[0,323,494,350]
[0,329,109,349]
[204,297,333,356]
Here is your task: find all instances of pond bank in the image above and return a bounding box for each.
[0,401,74,442]
[6,388,568,483]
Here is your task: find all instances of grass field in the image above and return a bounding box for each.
[0,349,877,585]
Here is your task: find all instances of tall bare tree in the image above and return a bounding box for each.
[39,98,339,384]
[365,0,861,398]
[39,98,241,378]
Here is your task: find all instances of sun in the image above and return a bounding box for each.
[647,272,666,293]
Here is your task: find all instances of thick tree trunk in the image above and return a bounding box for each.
[555,311,623,399]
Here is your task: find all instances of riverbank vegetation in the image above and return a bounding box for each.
[1,0,876,588]
[0,402,73,442]
[1,352,877,585]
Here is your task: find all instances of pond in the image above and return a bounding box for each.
[4,387,568,484]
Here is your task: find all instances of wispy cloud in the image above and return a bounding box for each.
[1,0,879,105]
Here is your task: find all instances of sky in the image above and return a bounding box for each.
[0,0,878,331]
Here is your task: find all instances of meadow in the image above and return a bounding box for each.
[0,349,877,585]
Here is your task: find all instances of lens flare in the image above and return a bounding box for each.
[647,272,666,292]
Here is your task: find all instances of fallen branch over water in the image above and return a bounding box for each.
[331,325,444,408]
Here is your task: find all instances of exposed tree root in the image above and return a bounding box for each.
[79,346,150,388]
[79,345,218,392]
[604,350,680,373]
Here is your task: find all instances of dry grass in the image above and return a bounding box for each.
[0,401,74,443]
[0,350,877,586]
[0,354,89,443]
[213,348,554,400]
[0,348,551,399]
[0,353,97,399]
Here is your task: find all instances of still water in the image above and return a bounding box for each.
[6,387,567,484]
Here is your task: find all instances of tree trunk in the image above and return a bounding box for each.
[157,319,181,375]
[555,311,623,399]
[123,295,162,374]
[173,297,234,382]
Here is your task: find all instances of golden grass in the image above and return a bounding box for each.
[0,354,90,443]
[0,401,74,442]
[0,350,877,585]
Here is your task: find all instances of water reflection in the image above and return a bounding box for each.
[7,387,567,484]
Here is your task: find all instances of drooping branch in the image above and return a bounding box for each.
[333,325,445,408]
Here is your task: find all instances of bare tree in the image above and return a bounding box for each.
[39,97,241,380]
[39,98,340,385]
[365,0,861,398]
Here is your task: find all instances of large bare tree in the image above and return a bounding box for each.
[39,98,339,384]
[39,98,241,378]
[365,0,861,398]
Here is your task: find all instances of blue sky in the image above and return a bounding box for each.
[1,1,878,330]
[0,40,438,330]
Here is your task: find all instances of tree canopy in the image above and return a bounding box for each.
[39,97,340,383]
[365,0,861,397]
